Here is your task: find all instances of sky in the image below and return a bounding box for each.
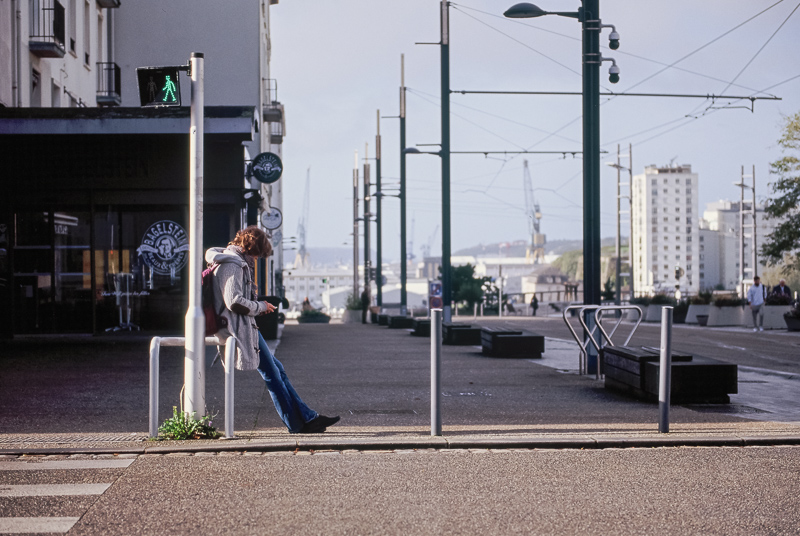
[270,0,800,262]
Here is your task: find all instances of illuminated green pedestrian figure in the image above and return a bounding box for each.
[162,75,177,103]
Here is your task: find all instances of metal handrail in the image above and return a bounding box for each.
[149,336,237,439]
[562,305,643,378]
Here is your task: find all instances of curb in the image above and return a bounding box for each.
[3,435,800,456]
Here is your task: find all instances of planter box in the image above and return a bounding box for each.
[696,314,709,326]
[785,315,800,332]
[626,307,645,321]
[341,309,361,324]
[743,305,791,330]
[645,304,671,322]
[685,304,710,324]
[706,305,745,327]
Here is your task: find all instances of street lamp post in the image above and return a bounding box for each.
[364,143,371,308]
[353,151,359,298]
[504,1,620,374]
[376,111,383,307]
[440,0,453,323]
[400,55,408,316]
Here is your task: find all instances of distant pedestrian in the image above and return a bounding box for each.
[530,295,539,316]
[205,226,339,434]
[772,279,791,298]
[746,276,767,332]
[360,287,370,324]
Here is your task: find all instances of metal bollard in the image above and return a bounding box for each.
[149,337,161,438]
[431,309,442,436]
[223,337,236,439]
[473,303,477,320]
[659,306,673,433]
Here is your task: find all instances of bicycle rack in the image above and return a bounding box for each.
[562,305,644,379]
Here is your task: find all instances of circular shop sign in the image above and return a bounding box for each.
[136,220,190,275]
[250,152,283,184]
[260,206,283,230]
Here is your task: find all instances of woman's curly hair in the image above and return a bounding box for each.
[230,226,272,257]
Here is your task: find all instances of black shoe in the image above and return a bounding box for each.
[299,414,340,434]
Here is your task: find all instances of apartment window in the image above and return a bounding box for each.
[700,236,704,242]
[652,207,658,214]
[50,79,61,107]
[663,188,668,194]
[97,13,103,63]
[700,254,704,260]
[652,226,658,233]
[675,217,680,222]
[663,179,668,184]
[686,218,692,225]
[675,178,680,185]
[686,227,692,233]
[686,255,692,261]
[700,245,704,251]
[687,236,692,242]
[676,245,681,250]
[675,188,680,194]
[675,207,681,212]
[663,246,668,251]
[686,178,692,185]
[651,217,657,224]
[663,265,669,270]
[663,217,668,222]
[69,0,76,53]
[83,0,90,66]
[663,227,669,232]
[31,68,41,106]
[676,255,680,261]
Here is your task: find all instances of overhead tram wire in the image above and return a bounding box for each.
[450,1,786,97]
[706,1,800,110]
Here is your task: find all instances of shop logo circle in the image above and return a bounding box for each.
[137,220,190,275]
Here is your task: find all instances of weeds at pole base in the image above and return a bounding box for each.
[156,406,221,440]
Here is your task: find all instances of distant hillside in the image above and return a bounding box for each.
[454,238,616,257]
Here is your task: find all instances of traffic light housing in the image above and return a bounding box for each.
[136,67,182,107]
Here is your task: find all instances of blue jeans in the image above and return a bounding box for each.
[256,333,317,433]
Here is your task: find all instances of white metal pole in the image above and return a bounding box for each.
[658,306,673,433]
[498,265,503,318]
[431,308,442,436]
[184,52,206,417]
[224,337,236,439]
[149,337,161,438]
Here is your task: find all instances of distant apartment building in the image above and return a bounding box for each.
[0,0,121,109]
[699,200,777,291]
[632,164,700,295]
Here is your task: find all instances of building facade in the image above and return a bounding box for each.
[699,200,777,291]
[632,164,700,296]
[0,0,120,109]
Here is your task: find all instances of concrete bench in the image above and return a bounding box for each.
[602,346,737,404]
[442,322,483,346]
[377,314,390,326]
[387,315,414,329]
[480,327,545,358]
[411,318,431,337]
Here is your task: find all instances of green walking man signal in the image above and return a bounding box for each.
[136,66,183,107]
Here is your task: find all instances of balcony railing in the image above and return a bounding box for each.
[270,116,284,145]
[29,0,66,58]
[96,62,121,106]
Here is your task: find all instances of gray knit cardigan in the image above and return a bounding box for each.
[205,246,267,370]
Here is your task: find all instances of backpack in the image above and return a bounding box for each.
[202,263,228,336]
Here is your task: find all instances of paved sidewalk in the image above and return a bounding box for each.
[1,320,799,454]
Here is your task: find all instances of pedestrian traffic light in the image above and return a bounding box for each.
[136,67,182,107]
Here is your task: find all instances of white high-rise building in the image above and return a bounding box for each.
[632,164,700,295]
[699,200,778,291]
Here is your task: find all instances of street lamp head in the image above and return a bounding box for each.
[503,2,547,18]
[403,147,422,155]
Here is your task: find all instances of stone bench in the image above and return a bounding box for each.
[442,322,483,346]
[377,314,390,326]
[387,315,414,329]
[480,327,545,358]
[602,345,737,404]
[411,318,430,337]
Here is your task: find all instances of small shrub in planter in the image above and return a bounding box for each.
[690,291,713,305]
[345,292,363,311]
[629,297,651,307]
[766,293,792,306]
[649,294,676,306]
[713,297,746,307]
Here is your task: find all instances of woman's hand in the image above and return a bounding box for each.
[262,301,277,315]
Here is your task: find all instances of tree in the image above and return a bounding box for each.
[762,112,800,273]
[443,264,490,310]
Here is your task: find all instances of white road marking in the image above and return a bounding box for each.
[0,517,80,534]
[0,459,134,471]
[0,483,111,497]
